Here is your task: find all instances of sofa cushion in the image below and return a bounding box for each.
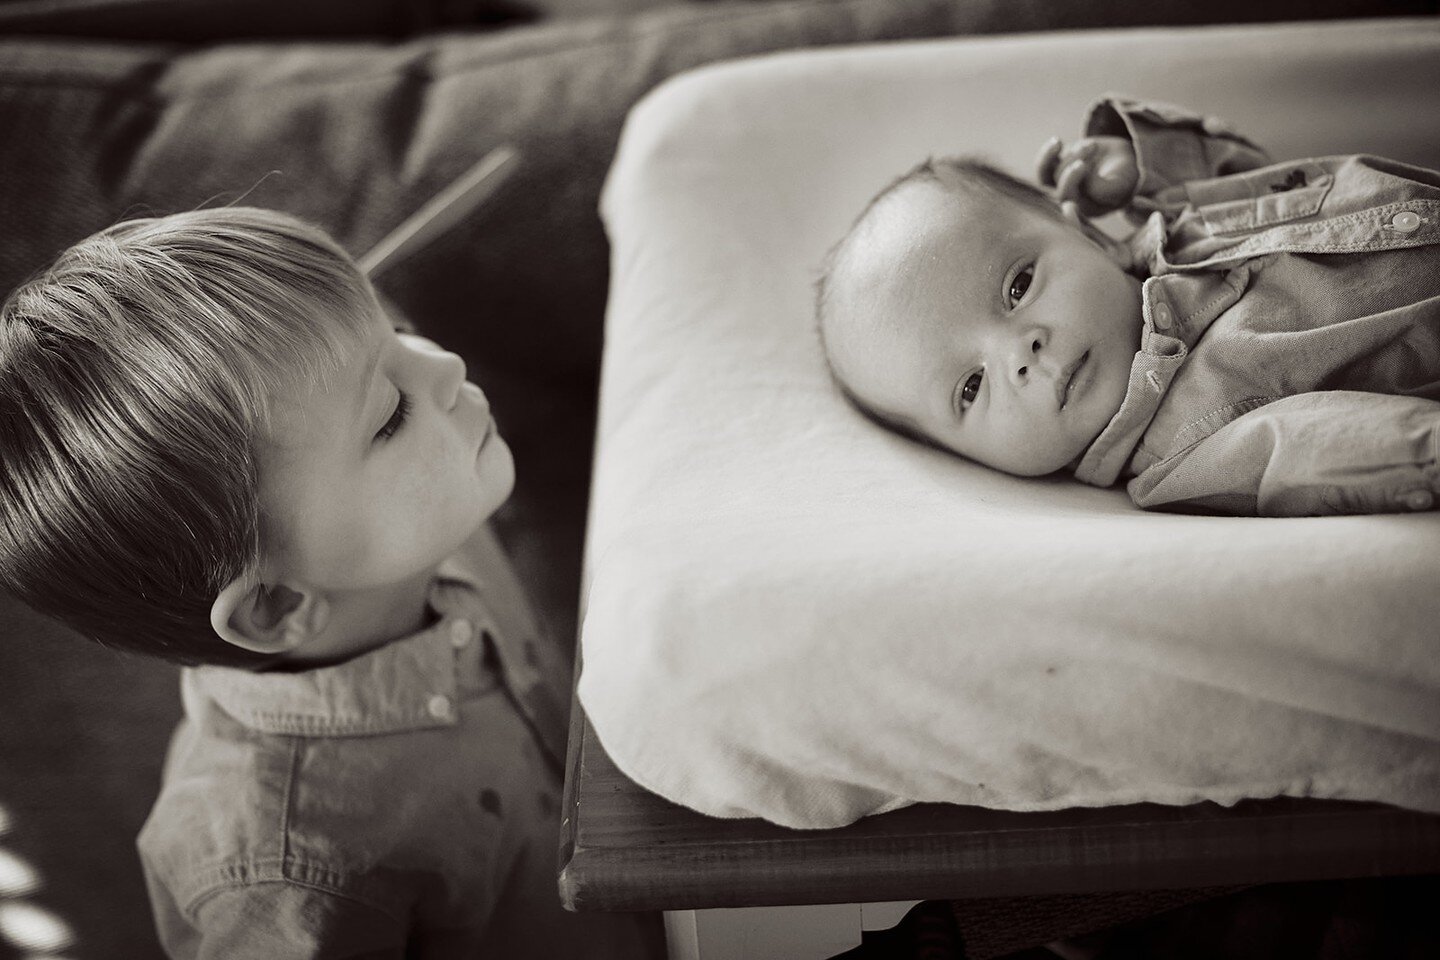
[0,0,535,41]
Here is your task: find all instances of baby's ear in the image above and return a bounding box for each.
[211,575,329,656]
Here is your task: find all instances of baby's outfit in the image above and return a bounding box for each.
[1072,97,1440,516]
[137,525,657,960]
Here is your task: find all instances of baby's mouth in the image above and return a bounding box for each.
[1057,350,1090,410]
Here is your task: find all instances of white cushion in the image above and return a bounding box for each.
[579,17,1440,828]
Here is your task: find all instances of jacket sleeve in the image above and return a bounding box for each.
[1127,391,1440,517]
[153,881,410,960]
[1084,96,1272,213]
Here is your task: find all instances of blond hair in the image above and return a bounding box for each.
[0,207,374,665]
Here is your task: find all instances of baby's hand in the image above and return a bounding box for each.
[1035,136,1138,217]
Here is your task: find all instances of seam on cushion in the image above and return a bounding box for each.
[0,0,916,97]
[238,0,914,95]
[0,47,173,114]
[0,66,172,93]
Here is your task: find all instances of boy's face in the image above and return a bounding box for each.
[826,177,1142,476]
[258,305,514,592]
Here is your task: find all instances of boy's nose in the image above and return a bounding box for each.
[435,349,468,411]
[1005,328,1047,386]
[398,331,471,408]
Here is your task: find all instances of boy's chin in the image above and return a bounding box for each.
[476,440,517,506]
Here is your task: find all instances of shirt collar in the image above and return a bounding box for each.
[186,561,492,738]
[1073,265,1247,487]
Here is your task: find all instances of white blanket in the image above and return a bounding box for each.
[578,18,1440,829]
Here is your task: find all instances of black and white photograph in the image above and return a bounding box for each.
[1,1,1437,958]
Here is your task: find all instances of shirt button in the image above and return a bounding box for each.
[1151,302,1173,332]
[427,694,454,720]
[1399,489,1434,511]
[1389,210,1421,234]
[449,619,473,649]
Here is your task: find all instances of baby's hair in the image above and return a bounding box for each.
[814,156,1062,437]
[816,156,1060,343]
[0,207,374,666]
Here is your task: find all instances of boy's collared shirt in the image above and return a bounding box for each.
[137,527,651,960]
[1074,97,1440,515]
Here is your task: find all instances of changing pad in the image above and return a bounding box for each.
[578,17,1440,829]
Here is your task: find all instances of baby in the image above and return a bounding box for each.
[0,208,657,958]
[818,96,1440,516]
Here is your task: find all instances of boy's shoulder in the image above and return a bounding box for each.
[135,649,458,917]
[138,647,536,920]
[136,525,564,915]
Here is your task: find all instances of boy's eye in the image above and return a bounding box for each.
[958,370,984,411]
[375,391,411,441]
[1007,265,1034,307]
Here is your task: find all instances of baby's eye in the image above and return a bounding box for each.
[958,370,984,411]
[375,391,411,441]
[1007,265,1034,307]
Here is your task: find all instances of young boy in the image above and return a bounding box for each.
[817,96,1440,516]
[0,208,658,958]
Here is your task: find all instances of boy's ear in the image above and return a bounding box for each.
[210,575,329,656]
[1061,201,1132,269]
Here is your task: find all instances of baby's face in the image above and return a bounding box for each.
[257,304,514,591]
[826,177,1142,476]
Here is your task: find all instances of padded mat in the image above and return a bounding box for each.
[579,18,1440,828]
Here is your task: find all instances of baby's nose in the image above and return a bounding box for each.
[1007,331,1045,384]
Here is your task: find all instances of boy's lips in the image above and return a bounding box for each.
[476,416,495,454]
[1057,350,1090,410]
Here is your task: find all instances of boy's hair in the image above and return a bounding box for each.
[814,157,1062,440]
[0,207,374,666]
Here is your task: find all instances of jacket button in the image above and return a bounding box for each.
[427,694,454,720]
[1400,489,1433,511]
[1389,210,1421,234]
[449,619,473,648]
[1151,302,1173,331]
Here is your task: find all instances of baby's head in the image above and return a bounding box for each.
[817,157,1142,476]
[0,208,513,666]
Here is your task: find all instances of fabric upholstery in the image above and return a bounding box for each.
[0,1,1434,955]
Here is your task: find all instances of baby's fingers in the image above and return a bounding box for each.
[1036,137,1065,187]
[1052,155,1091,205]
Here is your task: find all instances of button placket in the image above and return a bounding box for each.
[1151,301,1174,332]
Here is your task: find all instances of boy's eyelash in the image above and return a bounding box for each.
[375,391,411,441]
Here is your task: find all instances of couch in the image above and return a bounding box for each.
[1,1,1432,956]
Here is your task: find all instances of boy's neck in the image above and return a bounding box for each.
[278,565,440,669]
